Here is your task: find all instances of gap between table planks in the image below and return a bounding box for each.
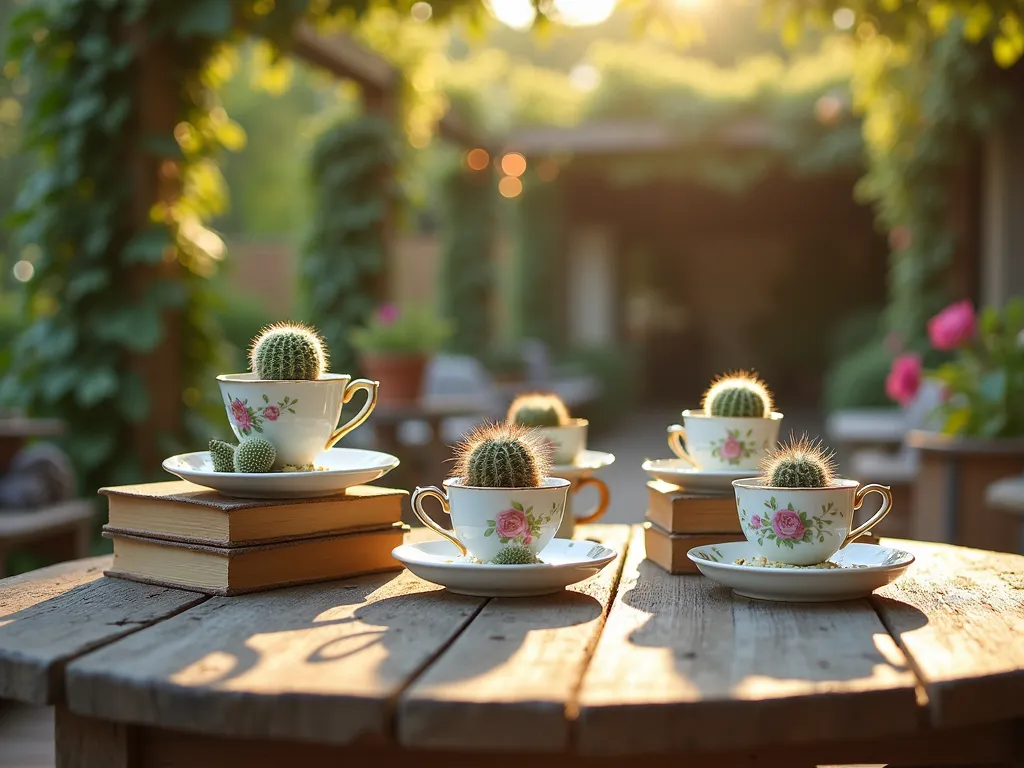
[0,555,206,705]
[397,524,632,752]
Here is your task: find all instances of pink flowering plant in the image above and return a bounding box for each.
[351,302,452,355]
[887,298,1024,437]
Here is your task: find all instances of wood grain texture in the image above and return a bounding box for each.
[65,568,486,745]
[873,538,1024,728]
[0,556,205,705]
[397,524,631,752]
[574,527,921,755]
[55,706,136,768]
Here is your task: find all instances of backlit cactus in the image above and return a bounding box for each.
[762,434,836,488]
[702,371,773,418]
[233,436,277,473]
[491,544,540,565]
[250,323,328,381]
[454,423,551,488]
[209,439,236,473]
[507,393,570,428]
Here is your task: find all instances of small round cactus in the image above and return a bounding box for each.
[453,423,551,488]
[762,434,836,488]
[249,323,328,381]
[507,393,570,428]
[209,439,236,473]
[491,544,539,565]
[702,371,773,418]
[233,436,277,473]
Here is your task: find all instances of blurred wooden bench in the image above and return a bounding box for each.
[986,474,1024,554]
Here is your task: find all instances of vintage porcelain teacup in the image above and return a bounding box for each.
[217,373,378,468]
[534,419,588,466]
[554,476,610,538]
[732,478,892,566]
[668,410,783,471]
[411,477,570,562]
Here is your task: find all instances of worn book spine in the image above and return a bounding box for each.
[646,481,743,534]
[100,522,400,549]
[644,522,745,575]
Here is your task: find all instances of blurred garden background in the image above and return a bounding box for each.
[1,0,1024,572]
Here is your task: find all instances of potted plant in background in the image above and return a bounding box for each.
[887,298,1024,551]
[352,303,452,406]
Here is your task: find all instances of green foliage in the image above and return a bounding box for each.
[512,170,563,345]
[209,438,236,472]
[350,303,452,355]
[250,323,327,380]
[927,299,1024,437]
[437,158,497,356]
[302,116,394,374]
[824,336,893,412]
[233,435,276,473]
[490,544,539,565]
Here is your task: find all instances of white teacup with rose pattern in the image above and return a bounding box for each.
[732,478,892,566]
[668,410,783,471]
[411,477,569,563]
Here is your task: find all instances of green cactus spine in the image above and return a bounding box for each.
[209,439,236,473]
[762,435,836,488]
[454,423,550,488]
[233,436,277,473]
[491,544,539,565]
[250,323,328,381]
[507,393,570,428]
[702,371,773,418]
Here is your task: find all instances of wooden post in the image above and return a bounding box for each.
[55,706,137,768]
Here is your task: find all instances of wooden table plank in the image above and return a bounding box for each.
[873,537,1024,728]
[574,527,921,755]
[397,524,631,752]
[65,568,487,745]
[0,556,206,705]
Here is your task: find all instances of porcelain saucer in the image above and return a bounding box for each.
[550,449,616,481]
[162,447,400,499]
[641,459,752,494]
[687,541,915,602]
[392,538,618,597]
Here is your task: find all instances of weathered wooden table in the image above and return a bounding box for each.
[1,525,1022,768]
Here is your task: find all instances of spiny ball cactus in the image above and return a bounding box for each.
[702,371,773,418]
[250,323,327,381]
[453,423,551,488]
[233,436,277,473]
[491,544,539,565]
[762,434,836,488]
[507,393,570,428]
[209,439,236,473]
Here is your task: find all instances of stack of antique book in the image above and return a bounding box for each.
[644,480,745,574]
[99,481,407,595]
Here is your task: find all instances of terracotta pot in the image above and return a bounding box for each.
[907,429,1024,553]
[360,352,428,406]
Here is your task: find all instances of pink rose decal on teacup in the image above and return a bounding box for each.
[720,434,742,461]
[230,398,252,431]
[771,508,805,540]
[495,507,529,540]
[263,405,280,421]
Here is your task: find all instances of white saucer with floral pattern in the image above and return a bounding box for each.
[687,541,915,602]
[162,447,399,499]
[392,538,618,597]
[641,459,751,494]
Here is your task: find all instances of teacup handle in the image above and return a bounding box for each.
[325,378,379,450]
[667,424,697,467]
[411,486,467,556]
[844,483,893,546]
[573,476,610,525]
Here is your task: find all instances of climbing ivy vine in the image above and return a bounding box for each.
[302,115,395,375]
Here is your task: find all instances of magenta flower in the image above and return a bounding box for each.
[750,514,762,529]
[230,399,252,431]
[888,226,912,251]
[377,303,399,325]
[720,434,742,461]
[495,508,529,539]
[771,509,805,540]
[928,300,976,351]
[263,405,280,421]
[885,353,922,407]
